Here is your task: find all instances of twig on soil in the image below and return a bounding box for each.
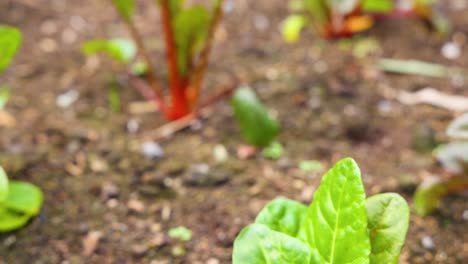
[397,88,468,113]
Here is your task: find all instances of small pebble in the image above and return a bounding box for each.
[101,182,119,200]
[127,199,145,214]
[206,258,220,264]
[56,90,79,108]
[131,244,149,257]
[253,14,269,31]
[141,141,165,159]
[127,119,140,134]
[462,210,468,221]
[441,42,461,60]
[421,235,435,250]
[213,144,229,163]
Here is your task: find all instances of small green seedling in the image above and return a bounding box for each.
[82,0,224,121]
[299,160,323,172]
[0,25,22,73]
[414,113,468,216]
[168,226,193,241]
[283,0,442,40]
[261,142,284,160]
[0,25,22,110]
[0,166,44,232]
[233,158,410,264]
[231,86,280,148]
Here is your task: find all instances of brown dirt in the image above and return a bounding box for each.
[0,0,467,263]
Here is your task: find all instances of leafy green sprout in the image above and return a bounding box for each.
[168,226,193,241]
[0,166,44,232]
[233,158,410,264]
[231,86,280,148]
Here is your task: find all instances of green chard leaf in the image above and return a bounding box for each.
[255,198,309,240]
[366,193,409,264]
[173,5,210,77]
[306,158,371,264]
[282,15,307,43]
[112,0,135,20]
[0,25,22,73]
[0,166,8,203]
[82,39,137,64]
[233,223,312,264]
[231,87,280,147]
[4,181,43,216]
[169,0,184,16]
[414,176,468,216]
[361,0,394,13]
[0,207,31,232]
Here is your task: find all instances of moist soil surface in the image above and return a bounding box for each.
[0,0,467,263]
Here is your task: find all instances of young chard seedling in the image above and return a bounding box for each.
[414,113,468,216]
[231,86,280,148]
[0,25,22,109]
[283,0,443,41]
[233,158,410,264]
[82,0,224,120]
[0,166,44,232]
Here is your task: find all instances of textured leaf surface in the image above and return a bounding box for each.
[0,167,8,203]
[0,208,30,232]
[112,0,134,20]
[4,181,43,216]
[306,158,370,264]
[366,193,409,264]
[255,198,309,240]
[82,39,136,64]
[231,87,280,147]
[233,224,312,264]
[0,25,22,73]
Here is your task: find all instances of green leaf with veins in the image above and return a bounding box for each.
[82,39,137,64]
[0,25,22,73]
[233,223,312,264]
[112,0,134,20]
[173,5,210,77]
[366,193,409,264]
[306,158,370,264]
[255,198,309,240]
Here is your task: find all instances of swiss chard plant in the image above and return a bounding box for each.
[82,0,224,120]
[0,25,22,108]
[0,166,44,232]
[233,158,410,264]
[414,112,468,216]
[283,0,442,41]
[231,86,280,148]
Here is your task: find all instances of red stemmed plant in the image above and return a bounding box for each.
[83,0,224,120]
